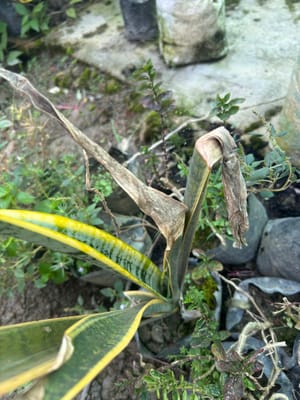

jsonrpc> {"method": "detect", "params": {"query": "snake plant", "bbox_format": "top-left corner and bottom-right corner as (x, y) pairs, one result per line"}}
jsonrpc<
(0, 68), (248, 400)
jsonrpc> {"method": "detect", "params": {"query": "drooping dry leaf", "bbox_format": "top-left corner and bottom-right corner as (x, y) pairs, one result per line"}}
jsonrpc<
(0, 68), (186, 249)
(195, 127), (249, 248)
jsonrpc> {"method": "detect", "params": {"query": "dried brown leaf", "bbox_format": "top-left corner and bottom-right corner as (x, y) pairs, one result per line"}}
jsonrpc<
(0, 68), (187, 249)
(196, 127), (249, 247)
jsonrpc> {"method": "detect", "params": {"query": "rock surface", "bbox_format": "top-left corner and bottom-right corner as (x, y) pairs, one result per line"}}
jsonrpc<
(277, 51), (300, 167)
(257, 217), (300, 281)
(226, 276), (300, 330)
(45, 0), (300, 132)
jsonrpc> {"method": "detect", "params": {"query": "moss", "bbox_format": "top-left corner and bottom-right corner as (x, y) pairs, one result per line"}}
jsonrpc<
(225, 0), (241, 9)
(191, 262), (222, 310)
(201, 275), (218, 310)
(145, 111), (161, 128)
(138, 111), (162, 142)
(78, 66), (93, 85)
(126, 91), (146, 113)
(285, 0), (300, 12)
(54, 71), (73, 88)
(104, 79), (121, 94)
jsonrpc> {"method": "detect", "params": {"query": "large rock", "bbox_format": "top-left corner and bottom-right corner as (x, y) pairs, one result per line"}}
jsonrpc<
(156, 0), (227, 66)
(257, 217), (300, 281)
(277, 52), (300, 168)
(226, 276), (300, 330)
(119, 0), (158, 41)
(208, 193), (268, 264)
(0, 0), (21, 36)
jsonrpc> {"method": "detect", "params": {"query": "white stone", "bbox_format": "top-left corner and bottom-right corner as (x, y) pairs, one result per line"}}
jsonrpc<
(277, 52), (300, 167)
(156, 0), (227, 65)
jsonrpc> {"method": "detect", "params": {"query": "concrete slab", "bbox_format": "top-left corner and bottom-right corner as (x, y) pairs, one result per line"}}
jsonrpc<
(46, 0), (300, 131)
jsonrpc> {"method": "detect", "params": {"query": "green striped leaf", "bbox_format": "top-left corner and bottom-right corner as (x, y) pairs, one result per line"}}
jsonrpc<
(0, 315), (84, 396)
(23, 300), (162, 400)
(0, 209), (167, 299)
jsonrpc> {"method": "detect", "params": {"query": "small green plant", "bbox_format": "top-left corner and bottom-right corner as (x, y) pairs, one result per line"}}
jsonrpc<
(133, 59), (175, 119)
(0, 181), (35, 209)
(99, 279), (127, 310)
(211, 92), (245, 123)
(65, 0), (84, 19)
(133, 59), (175, 180)
(15, 1), (49, 37)
(0, 237), (37, 295)
(241, 124), (295, 196)
(196, 166), (231, 245)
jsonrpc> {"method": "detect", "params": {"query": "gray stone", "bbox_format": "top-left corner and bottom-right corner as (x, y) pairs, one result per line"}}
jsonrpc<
(208, 193), (268, 264)
(0, 0), (21, 36)
(119, 0), (158, 41)
(156, 0), (227, 65)
(226, 276), (300, 330)
(257, 217), (300, 281)
(277, 52), (300, 168)
(49, 9), (107, 45)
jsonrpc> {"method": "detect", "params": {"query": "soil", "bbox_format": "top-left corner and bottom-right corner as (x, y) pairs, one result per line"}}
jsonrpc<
(1, 26), (300, 400)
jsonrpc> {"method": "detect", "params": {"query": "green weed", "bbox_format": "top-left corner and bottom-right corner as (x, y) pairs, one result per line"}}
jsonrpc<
(15, 1), (49, 38)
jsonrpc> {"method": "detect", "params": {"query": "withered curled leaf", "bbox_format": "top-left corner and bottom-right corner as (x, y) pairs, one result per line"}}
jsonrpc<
(195, 127), (249, 248)
(0, 68), (187, 249)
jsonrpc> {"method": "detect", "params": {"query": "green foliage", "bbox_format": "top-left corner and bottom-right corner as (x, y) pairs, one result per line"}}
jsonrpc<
(141, 279), (264, 400)
(66, 0), (84, 19)
(241, 124), (295, 196)
(140, 282), (226, 400)
(0, 22), (23, 66)
(92, 172), (114, 199)
(0, 234), (76, 294)
(0, 237), (35, 295)
(0, 182), (35, 209)
(0, 115), (12, 130)
(99, 279), (127, 310)
(133, 59), (175, 168)
(211, 92), (245, 123)
(197, 166), (231, 244)
(104, 78), (121, 94)
(15, 1), (49, 37)
(133, 59), (175, 119)
(0, 150), (115, 292)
